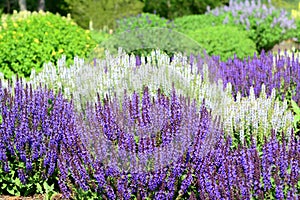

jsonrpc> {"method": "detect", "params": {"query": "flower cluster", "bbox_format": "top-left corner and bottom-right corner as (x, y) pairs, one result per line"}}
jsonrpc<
(0, 78), (93, 198)
(221, 85), (293, 149)
(207, 0), (296, 31)
(80, 86), (220, 174)
(0, 76), (299, 199)
(86, 87), (298, 199)
(207, 50), (300, 104)
(28, 49), (216, 111)
(206, 0), (297, 52)
(24, 50), (294, 148)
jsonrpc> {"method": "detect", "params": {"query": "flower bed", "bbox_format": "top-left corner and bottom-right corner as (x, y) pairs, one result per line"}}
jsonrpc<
(0, 49), (299, 199)
(0, 0), (299, 199)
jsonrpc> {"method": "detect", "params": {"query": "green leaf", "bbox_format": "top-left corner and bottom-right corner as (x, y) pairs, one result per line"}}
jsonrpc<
(43, 181), (54, 193)
(294, 115), (300, 123)
(36, 182), (43, 194)
(13, 186), (20, 196)
(48, 98), (53, 104)
(7, 186), (16, 195)
(10, 169), (15, 177)
(291, 100), (300, 115)
(14, 177), (21, 187)
(180, 174), (187, 181)
(1, 183), (7, 189)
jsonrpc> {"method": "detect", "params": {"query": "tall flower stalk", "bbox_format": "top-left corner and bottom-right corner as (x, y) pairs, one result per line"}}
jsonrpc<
(0, 77), (299, 199)
(23, 50), (294, 148)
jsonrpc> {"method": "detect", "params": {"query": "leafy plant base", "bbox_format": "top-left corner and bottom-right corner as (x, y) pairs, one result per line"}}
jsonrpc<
(0, 193), (63, 200)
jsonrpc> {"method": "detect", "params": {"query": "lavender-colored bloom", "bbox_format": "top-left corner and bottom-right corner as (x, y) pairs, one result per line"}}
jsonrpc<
(207, 51), (300, 103)
(0, 79), (96, 197)
(136, 55), (141, 66)
(0, 74), (299, 199)
(106, 185), (116, 199)
(17, 168), (26, 184)
(206, 0), (296, 52)
(179, 173), (193, 194)
(148, 171), (161, 191)
(58, 177), (71, 199)
(154, 189), (167, 200)
(274, 170), (285, 200)
(223, 15), (229, 24)
(0, 140), (7, 164)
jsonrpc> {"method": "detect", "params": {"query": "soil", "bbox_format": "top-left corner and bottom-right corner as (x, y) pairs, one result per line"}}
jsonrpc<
(271, 38), (300, 52)
(0, 193), (64, 200)
(0, 194), (45, 200)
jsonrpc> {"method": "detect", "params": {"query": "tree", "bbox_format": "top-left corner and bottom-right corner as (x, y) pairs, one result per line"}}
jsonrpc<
(45, 0), (70, 16)
(65, 0), (144, 30)
(38, 0), (45, 11)
(18, 0), (27, 10)
(142, 0), (229, 20)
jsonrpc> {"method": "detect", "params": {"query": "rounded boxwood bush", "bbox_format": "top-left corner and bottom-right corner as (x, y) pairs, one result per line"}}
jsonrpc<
(90, 30), (111, 44)
(206, 0), (297, 53)
(110, 13), (188, 59)
(115, 13), (172, 33)
(186, 25), (257, 61)
(173, 13), (235, 34)
(0, 10), (97, 79)
(88, 30), (112, 60)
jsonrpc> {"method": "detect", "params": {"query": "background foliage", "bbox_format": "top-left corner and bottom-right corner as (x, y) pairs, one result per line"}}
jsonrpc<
(206, 0), (297, 53)
(64, 0), (144, 30)
(115, 13), (171, 33)
(172, 13), (234, 33)
(141, 0), (229, 19)
(0, 11), (96, 79)
(186, 25), (257, 61)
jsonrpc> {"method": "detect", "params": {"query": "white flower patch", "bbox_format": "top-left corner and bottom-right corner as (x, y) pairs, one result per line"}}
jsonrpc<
(15, 49), (294, 146)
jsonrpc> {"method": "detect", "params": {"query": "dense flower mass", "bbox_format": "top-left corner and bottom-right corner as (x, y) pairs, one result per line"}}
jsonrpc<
(206, 0), (297, 53)
(1, 0), (300, 198)
(0, 78), (299, 199)
(27, 49), (300, 106)
(206, 50), (300, 104)
(80, 86), (221, 174)
(207, 0), (296, 31)
(28, 49), (209, 110)
(24, 50), (294, 148)
(0, 78), (93, 198)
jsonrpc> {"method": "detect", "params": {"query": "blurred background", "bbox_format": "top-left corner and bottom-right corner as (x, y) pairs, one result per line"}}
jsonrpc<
(0, 0), (298, 31)
(1, 0), (300, 80)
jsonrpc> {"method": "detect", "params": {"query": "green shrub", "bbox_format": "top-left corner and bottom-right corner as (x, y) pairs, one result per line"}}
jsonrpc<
(206, 1), (297, 52)
(245, 11), (296, 52)
(0, 10), (97, 80)
(90, 30), (111, 44)
(173, 13), (236, 34)
(88, 30), (112, 60)
(186, 25), (257, 61)
(97, 27), (203, 61)
(115, 13), (172, 33)
(65, 0), (144, 30)
(142, 0), (229, 20)
(107, 13), (202, 59)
